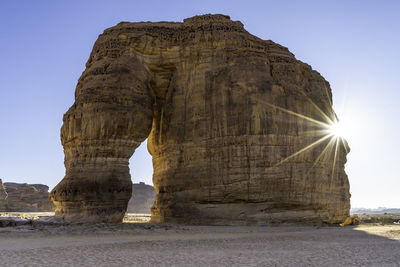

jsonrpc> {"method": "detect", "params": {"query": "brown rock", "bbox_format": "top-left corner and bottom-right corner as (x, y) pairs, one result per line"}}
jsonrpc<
(340, 215), (360, 226)
(0, 179), (8, 211)
(50, 14), (350, 224)
(127, 182), (155, 214)
(3, 183), (55, 212)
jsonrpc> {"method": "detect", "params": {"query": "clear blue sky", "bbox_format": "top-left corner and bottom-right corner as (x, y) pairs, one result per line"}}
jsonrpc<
(1, 0), (399, 208)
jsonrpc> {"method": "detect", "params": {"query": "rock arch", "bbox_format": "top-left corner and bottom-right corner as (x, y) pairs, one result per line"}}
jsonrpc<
(50, 14), (350, 224)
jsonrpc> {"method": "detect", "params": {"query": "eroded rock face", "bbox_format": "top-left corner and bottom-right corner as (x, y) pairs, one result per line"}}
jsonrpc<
(0, 180), (8, 211)
(127, 182), (155, 214)
(50, 14), (350, 224)
(1, 182), (55, 212)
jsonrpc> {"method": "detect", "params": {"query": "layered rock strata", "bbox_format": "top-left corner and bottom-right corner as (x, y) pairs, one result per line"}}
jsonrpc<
(51, 14), (350, 224)
(127, 182), (155, 214)
(0, 180), (7, 211)
(0, 182), (55, 212)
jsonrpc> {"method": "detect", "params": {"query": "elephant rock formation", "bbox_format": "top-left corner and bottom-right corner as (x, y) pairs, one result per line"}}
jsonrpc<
(50, 14), (350, 224)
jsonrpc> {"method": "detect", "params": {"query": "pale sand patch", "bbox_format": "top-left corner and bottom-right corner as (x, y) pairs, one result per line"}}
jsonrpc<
(0, 223), (399, 266)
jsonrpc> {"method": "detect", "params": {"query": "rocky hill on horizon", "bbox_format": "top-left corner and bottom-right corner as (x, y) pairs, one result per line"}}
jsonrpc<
(0, 179), (155, 214)
(351, 207), (400, 214)
(127, 182), (155, 214)
(0, 179), (55, 212)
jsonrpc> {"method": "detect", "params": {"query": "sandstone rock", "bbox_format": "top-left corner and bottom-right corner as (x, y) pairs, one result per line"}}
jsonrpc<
(3, 183), (55, 212)
(340, 215), (360, 226)
(0, 179), (7, 211)
(50, 14), (350, 224)
(127, 182), (155, 214)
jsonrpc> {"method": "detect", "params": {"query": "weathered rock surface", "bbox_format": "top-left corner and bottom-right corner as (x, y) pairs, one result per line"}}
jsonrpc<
(0, 180), (7, 211)
(50, 14), (350, 224)
(127, 182), (155, 214)
(3, 183), (55, 212)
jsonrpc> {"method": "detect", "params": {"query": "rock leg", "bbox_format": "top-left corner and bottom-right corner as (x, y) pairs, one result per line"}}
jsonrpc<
(50, 54), (153, 222)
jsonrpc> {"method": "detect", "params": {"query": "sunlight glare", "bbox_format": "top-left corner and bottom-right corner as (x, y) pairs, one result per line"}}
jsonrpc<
(328, 122), (346, 138)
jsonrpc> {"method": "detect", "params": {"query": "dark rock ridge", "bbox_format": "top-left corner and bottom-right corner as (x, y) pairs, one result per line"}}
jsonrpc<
(127, 182), (155, 214)
(0, 181), (55, 212)
(50, 14), (350, 224)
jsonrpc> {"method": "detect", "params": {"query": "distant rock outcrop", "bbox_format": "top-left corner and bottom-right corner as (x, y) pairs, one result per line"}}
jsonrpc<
(1, 182), (55, 212)
(351, 208), (400, 214)
(0, 180), (7, 210)
(127, 182), (155, 214)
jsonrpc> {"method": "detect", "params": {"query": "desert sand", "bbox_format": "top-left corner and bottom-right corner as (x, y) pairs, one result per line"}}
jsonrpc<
(0, 213), (399, 266)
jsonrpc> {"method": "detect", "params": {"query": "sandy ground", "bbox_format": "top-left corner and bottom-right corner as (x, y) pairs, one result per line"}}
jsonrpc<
(0, 212), (152, 223)
(0, 219), (399, 267)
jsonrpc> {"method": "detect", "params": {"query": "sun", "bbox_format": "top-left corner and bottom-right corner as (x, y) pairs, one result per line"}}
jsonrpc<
(328, 121), (346, 138)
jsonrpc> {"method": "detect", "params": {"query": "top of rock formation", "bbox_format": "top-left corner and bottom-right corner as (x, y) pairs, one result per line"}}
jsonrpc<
(183, 14), (231, 22)
(113, 14), (243, 30)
